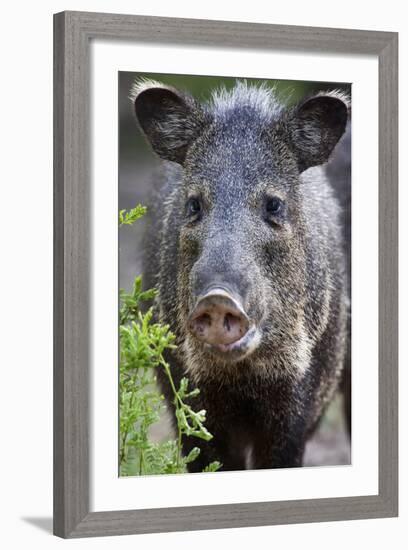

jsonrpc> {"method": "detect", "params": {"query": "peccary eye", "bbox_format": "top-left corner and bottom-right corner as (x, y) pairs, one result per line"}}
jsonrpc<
(186, 197), (202, 218)
(265, 196), (283, 216)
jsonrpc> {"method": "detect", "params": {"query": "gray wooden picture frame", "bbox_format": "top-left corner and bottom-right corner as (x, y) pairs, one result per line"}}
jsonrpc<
(53, 11), (398, 538)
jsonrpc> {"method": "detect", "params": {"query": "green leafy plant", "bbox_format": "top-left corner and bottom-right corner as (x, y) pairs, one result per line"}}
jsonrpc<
(119, 205), (221, 475)
(119, 204), (147, 226)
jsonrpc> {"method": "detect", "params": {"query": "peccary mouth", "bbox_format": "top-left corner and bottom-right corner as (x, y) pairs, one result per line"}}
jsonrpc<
(202, 325), (262, 361)
(187, 287), (261, 361)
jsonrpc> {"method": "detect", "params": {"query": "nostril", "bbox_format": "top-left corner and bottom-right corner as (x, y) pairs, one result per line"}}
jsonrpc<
(193, 313), (212, 336)
(223, 313), (241, 334)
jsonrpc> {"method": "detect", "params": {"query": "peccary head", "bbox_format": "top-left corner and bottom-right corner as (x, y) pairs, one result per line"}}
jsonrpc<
(132, 80), (348, 371)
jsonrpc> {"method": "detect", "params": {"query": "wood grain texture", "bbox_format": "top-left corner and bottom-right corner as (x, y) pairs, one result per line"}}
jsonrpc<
(378, 34), (398, 513)
(53, 11), (90, 537)
(53, 11), (398, 538)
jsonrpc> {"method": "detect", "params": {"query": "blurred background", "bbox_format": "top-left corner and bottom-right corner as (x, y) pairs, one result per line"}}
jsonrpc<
(119, 72), (351, 468)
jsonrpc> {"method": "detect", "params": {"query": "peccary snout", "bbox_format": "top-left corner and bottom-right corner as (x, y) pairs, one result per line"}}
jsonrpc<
(188, 289), (250, 347)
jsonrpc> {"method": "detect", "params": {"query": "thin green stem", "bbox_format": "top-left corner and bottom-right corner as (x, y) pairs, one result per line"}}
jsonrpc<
(119, 370), (138, 466)
(160, 356), (184, 468)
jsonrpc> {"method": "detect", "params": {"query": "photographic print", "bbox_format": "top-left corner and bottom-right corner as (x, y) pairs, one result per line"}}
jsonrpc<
(53, 13), (398, 536)
(119, 72), (352, 477)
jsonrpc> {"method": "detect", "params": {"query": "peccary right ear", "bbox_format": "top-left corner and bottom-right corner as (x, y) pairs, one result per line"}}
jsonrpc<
(286, 92), (349, 172)
(131, 81), (207, 164)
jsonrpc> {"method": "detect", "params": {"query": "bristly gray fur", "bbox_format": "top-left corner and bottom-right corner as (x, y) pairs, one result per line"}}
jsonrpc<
(208, 80), (283, 121)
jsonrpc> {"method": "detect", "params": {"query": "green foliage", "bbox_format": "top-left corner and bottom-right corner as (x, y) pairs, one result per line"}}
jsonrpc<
(119, 276), (156, 325)
(119, 204), (147, 226)
(119, 206), (221, 476)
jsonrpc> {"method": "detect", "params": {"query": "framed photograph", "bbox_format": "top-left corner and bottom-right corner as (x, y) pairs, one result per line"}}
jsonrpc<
(53, 11), (398, 538)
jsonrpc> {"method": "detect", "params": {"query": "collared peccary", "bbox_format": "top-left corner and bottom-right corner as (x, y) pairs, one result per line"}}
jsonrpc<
(131, 79), (350, 471)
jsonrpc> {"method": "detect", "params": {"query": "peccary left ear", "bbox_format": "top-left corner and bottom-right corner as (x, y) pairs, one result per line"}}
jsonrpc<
(131, 80), (207, 165)
(286, 92), (349, 172)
